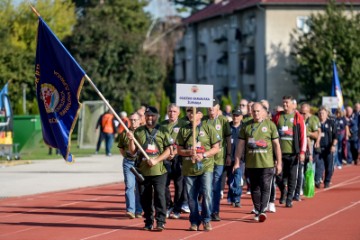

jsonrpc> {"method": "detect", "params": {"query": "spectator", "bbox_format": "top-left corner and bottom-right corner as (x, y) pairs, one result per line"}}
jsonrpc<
(95, 110), (117, 156)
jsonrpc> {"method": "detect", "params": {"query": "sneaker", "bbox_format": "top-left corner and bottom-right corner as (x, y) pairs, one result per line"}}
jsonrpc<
(126, 212), (135, 219)
(254, 214), (259, 221)
(143, 224), (153, 231)
(337, 165), (342, 169)
(246, 190), (251, 195)
(135, 213), (143, 218)
(293, 194), (301, 202)
(259, 213), (267, 222)
(324, 183), (330, 188)
(189, 224), (199, 231)
(181, 204), (190, 213)
(220, 190), (224, 199)
(106, 153), (112, 157)
(268, 202), (276, 213)
(166, 207), (173, 218)
(154, 223), (165, 231)
(315, 182), (321, 189)
(251, 208), (259, 215)
(285, 200), (293, 208)
(234, 202), (241, 208)
(170, 212), (180, 219)
(211, 212), (221, 221)
(203, 222), (212, 231)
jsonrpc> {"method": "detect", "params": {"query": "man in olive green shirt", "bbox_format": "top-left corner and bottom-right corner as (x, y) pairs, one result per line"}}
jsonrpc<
(127, 106), (171, 231)
(234, 102), (282, 223)
(177, 107), (220, 231)
(202, 100), (231, 221)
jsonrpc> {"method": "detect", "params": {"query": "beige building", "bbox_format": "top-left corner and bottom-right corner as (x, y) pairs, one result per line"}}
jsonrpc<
(174, 0), (360, 108)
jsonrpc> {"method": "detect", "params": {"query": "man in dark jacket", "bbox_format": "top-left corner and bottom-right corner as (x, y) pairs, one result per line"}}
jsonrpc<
(273, 96), (306, 208)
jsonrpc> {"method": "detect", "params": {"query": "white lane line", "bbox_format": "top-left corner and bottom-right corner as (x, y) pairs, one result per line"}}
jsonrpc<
(279, 200), (360, 240)
(79, 222), (144, 240)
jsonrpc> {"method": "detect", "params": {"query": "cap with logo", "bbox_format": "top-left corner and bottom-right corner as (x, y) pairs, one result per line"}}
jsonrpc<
(232, 107), (243, 116)
(145, 106), (159, 115)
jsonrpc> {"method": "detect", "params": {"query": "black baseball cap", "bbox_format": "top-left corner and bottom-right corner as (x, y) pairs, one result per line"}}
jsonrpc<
(232, 107), (243, 115)
(145, 106), (158, 115)
(186, 107), (202, 113)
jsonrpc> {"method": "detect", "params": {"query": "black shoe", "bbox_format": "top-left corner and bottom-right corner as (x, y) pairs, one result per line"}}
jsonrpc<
(285, 200), (293, 208)
(293, 194), (301, 201)
(234, 202), (241, 208)
(324, 183), (330, 188)
(211, 213), (221, 221)
(315, 182), (321, 189)
(279, 191), (287, 204)
(143, 224), (153, 231)
(154, 223), (165, 231)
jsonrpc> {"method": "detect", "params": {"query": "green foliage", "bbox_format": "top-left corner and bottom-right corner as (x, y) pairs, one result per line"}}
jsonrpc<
(0, 0), (76, 115)
(148, 92), (158, 109)
(123, 92), (134, 114)
(65, 0), (166, 111)
(236, 92), (242, 106)
(290, 0), (360, 105)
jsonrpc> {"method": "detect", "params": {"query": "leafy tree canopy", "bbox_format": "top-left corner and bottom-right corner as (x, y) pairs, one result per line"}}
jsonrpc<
(290, 0), (360, 105)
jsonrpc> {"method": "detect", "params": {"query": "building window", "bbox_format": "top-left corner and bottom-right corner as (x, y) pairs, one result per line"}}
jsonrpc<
(296, 16), (310, 33)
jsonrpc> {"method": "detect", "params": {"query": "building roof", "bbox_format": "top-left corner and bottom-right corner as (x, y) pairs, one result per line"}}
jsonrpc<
(183, 0), (360, 24)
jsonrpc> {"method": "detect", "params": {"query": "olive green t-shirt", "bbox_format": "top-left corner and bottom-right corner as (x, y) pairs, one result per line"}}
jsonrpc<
(276, 112), (295, 154)
(176, 123), (221, 176)
(117, 130), (137, 161)
(134, 124), (171, 176)
(242, 114), (253, 125)
(305, 115), (320, 136)
(239, 119), (279, 168)
(202, 115), (231, 165)
(161, 118), (188, 145)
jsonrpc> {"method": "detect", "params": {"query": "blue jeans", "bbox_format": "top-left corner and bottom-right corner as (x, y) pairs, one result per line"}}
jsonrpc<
(226, 166), (243, 203)
(212, 164), (224, 213)
(334, 134), (344, 167)
(123, 158), (142, 214)
(315, 149), (334, 185)
(185, 172), (213, 225)
(104, 133), (114, 155)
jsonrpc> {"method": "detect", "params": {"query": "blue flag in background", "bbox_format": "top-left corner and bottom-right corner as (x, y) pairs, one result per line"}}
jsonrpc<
(35, 17), (85, 163)
(0, 83), (11, 115)
(331, 61), (344, 111)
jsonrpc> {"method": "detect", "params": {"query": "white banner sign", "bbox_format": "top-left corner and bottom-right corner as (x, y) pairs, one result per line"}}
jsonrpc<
(176, 84), (214, 108)
(322, 96), (339, 109)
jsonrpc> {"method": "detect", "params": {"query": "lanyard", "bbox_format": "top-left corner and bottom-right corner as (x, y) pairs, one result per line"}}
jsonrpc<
(250, 120), (263, 137)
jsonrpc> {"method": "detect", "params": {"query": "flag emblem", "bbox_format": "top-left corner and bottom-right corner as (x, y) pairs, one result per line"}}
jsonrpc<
(41, 83), (59, 113)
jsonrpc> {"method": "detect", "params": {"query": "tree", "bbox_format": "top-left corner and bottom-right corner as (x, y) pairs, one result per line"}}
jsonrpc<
(0, 0), (76, 114)
(65, 0), (167, 111)
(290, 0), (360, 105)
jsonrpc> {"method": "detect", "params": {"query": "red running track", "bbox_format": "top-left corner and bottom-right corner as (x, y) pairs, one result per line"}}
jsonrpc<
(0, 165), (359, 240)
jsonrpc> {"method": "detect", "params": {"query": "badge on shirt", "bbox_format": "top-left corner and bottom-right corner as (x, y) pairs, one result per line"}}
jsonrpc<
(290, 118), (294, 123)
(262, 127), (268, 133)
(215, 124), (221, 130)
(173, 127), (179, 133)
(199, 131), (205, 137)
(147, 144), (156, 151)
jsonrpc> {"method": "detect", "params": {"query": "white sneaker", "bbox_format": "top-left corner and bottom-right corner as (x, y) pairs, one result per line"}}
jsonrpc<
(268, 202), (276, 213)
(220, 190), (224, 199)
(181, 204), (190, 213)
(254, 215), (259, 221)
(170, 212), (180, 219)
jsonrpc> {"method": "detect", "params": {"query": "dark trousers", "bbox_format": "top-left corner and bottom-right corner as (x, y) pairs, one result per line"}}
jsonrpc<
(315, 148), (334, 185)
(276, 154), (299, 202)
(269, 175), (276, 203)
(140, 173), (167, 225)
(247, 168), (275, 214)
(165, 158), (185, 213)
(294, 162), (304, 197)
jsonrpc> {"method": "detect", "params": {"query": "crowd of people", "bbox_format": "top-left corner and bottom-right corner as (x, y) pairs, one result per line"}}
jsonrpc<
(105, 97), (359, 232)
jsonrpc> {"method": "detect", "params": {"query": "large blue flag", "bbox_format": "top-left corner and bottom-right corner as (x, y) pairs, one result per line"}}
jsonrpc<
(331, 61), (344, 111)
(35, 17), (85, 163)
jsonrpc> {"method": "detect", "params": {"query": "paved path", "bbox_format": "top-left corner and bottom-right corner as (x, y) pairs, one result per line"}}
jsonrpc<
(0, 154), (124, 198)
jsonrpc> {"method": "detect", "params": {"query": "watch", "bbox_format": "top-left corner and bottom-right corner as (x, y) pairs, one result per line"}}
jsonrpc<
(202, 153), (207, 159)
